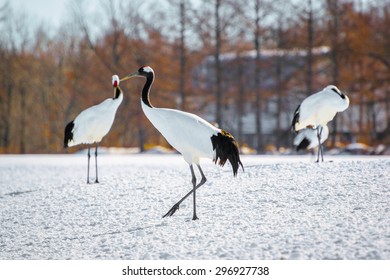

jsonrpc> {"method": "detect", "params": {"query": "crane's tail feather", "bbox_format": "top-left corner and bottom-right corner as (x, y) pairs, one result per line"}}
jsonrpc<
(296, 137), (311, 151)
(291, 105), (300, 132)
(211, 130), (244, 176)
(64, 121), (75, 148)
(293, 129), (312, 151)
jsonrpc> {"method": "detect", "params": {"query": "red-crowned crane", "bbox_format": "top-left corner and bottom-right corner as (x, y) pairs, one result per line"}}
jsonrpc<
(120, 66), (243, 220)
(292, 85), (349, 162)
(64, 75), (123, 183)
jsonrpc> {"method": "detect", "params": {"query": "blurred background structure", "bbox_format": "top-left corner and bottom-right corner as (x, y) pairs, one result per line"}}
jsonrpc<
(1, 0), (390, 154)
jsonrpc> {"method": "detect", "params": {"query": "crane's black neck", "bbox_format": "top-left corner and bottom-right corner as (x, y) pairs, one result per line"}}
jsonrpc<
(331, 87), (346, 99)
(142, 73), (154, 108)
(114, 86), (122, 99)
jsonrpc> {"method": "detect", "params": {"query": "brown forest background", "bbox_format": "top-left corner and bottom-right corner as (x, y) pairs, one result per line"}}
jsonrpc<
(1, 0), (390, 154)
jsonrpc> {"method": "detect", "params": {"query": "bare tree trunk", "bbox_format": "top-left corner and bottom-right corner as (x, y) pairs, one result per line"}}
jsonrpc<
(3, 54), (13, 150)
(179, 0), (186, 111)
(387, 88), (390, 136)
(254, 0), (263, 153)
(138, 117), (145, 153)
(275, 21), (284, 150)
(3, 81), (12, 149)
(275, 60), (282, 150)
(19, 86), (26, 153)
(372, 101), (377, 142)
(328, 0), (340, 147)
(306, 0), (314, 95)
(214, 0), (222, 126)
(135, 58), (146, 152)
(236, 53), (244, 142)
(366, 100), (374, 142)
(357, 60), (364, 142)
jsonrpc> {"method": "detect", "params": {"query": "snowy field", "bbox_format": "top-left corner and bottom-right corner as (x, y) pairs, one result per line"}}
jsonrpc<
(0, 153), (389, 260)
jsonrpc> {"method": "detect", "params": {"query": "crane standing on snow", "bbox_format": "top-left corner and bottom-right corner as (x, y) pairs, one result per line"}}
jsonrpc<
(64, 75), (123, 183)
(292, 85), (349, 162)
(120, 66), (243, 220)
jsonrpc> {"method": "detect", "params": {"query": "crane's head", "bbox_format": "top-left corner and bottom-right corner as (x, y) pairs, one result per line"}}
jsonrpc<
(112, 75), (120, 87)
(325, 85), (346, 99)
(120, 66), (154, 81)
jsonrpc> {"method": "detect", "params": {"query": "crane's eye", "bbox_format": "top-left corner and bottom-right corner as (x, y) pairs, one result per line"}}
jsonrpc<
(139, 66), (147, 73)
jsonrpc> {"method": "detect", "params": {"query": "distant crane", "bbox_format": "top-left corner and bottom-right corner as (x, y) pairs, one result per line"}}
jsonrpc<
(292, 85), (349, 162)
(64, 75), (123, 183)
(120, 66), (243, 220)
(294, 125), (329, 162)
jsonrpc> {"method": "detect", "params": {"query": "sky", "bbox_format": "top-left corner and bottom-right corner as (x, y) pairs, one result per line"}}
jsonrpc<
(6, 0), (374, 31)
(8, 0), (80, 28)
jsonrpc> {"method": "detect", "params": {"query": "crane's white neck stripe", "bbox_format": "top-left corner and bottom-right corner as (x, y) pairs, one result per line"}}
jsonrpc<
(143, 66), (153, 73)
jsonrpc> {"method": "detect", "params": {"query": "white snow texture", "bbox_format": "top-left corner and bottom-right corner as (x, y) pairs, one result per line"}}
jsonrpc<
(0, 154), (389, 260)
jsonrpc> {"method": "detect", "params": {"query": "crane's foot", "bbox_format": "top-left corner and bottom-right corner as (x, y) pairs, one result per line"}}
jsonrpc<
(192, 214), (199, 221)
(95, 179), (99, 184)
(163, 203), (180, 218)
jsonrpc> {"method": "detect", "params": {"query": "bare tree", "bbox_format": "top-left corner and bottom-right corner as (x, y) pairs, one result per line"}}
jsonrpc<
(0, 3), (32, 152)
(0, 3), (12, 150)
(167, 0), (190, 110)
(306, 0), (314, 95)
(0, 1), (7, 22)
(253, 0), (264, 153)
(327, 0), (341, 147)
(179, 0), (187, 110)
(214, 0), (222, 126)
(70, 0), (119, 73)
(275, 19), (284, 150)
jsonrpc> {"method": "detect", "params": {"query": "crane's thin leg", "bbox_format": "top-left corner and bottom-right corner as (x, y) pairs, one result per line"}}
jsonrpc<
(319, 127), (324, 162)
(190, 165), (198, 220)
(163, 164), (207, 219)
(95, 143), (99, 183)
(319, 126), (324, 162)
(87, 146), (91, 184)
(316, 126), (324, 163)
(197, 165), (207, 185)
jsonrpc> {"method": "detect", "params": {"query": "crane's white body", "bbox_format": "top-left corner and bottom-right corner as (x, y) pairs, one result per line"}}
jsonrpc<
(294, 85), (349, 131)
(294, 125), (329, 150)
(141, 102), (219, 164)
(67, 96), (123, 146)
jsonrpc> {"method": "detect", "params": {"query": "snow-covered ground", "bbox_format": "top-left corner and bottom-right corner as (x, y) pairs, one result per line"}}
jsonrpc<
(0, 154), (389, 260)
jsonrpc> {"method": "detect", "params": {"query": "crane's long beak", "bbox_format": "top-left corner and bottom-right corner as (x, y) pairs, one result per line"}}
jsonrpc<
(120, 71), (139, 82)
